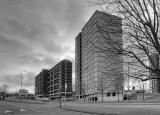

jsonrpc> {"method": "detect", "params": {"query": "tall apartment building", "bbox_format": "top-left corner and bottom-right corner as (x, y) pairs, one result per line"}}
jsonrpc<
(150, 53), (160, 93)
(48, 59), (72, 99)
(75, 10), (123, 102)
(75, 32), (83, 98)
(35, 59), (72, 99)
(35, 69), (50, 97)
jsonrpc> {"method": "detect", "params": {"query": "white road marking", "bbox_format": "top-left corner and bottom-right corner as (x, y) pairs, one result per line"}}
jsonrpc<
(4, 110), (13, 113)
(20, 108), (28, 112)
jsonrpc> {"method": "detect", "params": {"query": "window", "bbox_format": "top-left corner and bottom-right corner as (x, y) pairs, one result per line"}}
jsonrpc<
(112, 92), (116, 96)
(107, 92), (110, 97)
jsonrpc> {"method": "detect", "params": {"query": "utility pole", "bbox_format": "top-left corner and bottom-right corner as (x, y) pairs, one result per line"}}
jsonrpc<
(59, 86), (62, 108)
(21, 72), (22, 90)
(19, 72), (23, 101)
(20, 71), (28, 90)
(3, 84), (6, 100)
(65, 83), (67, 102)
(20, 71), (27, 100)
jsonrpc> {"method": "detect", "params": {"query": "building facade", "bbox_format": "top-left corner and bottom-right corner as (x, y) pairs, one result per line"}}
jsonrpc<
(35, 69), (50, 97)
(19, 89), (28, 98)
(35, 60), (72, 99)
(75, 32), (83, 98)
(75, 10), (123, 102)
(150, 53), (160, 93)
(48, 59), (72, 99)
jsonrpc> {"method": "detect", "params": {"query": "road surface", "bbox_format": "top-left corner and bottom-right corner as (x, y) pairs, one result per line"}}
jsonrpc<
(0, 101), (89, 115)
(2, 101), (160, 115)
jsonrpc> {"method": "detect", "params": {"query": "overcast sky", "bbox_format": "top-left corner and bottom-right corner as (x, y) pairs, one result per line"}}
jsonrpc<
(0, 0), (100, 93)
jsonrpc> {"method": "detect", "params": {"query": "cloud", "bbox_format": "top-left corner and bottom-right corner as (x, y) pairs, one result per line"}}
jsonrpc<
(0, 0), (99, 93)
(0, 71), (35, 92)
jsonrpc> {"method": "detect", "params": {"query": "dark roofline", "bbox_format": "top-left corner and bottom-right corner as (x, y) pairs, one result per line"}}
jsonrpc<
(35, 59), (72, 78)
(60, 59), (71, 62)
(50, 59), (72, 70)
(42, 69), (49, 71)
(75, 32), (82, 40)
(35, 69), (49, 78)
(82, 10), (122, 31)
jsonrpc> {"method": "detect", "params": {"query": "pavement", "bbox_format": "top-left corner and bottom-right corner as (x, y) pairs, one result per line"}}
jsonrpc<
(62, 101), (160, 115)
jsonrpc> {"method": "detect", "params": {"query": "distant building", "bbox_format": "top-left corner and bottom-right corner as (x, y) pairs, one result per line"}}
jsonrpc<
(35, 69), (50, 97)
(19, 89), (28, 98)
(150, 53), (160, 93)
(35, 59), (73, 100)
(48, 59), (72, 100)
(75, 10), (123, 102)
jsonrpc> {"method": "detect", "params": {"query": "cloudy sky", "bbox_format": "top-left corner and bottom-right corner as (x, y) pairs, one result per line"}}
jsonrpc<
(0, 0), (100, 93)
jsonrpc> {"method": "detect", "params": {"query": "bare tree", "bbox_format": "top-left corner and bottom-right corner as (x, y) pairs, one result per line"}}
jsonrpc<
(98, 69), (124, 102)
(0, 84), (9, 92)
(115, 75), (124, 102)
(87, 0), (160, 90)
(0, 84), (9, 100)
(98, 76), (104, 102)
(127, 66), (149, 102)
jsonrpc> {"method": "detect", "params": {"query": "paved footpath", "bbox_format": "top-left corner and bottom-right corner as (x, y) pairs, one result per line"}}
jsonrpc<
(62, 102), (160, 115)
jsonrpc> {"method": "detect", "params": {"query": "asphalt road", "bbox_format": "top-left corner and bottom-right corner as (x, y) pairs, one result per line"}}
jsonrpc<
(63, 102), (160, 115)
(0, 101), (89, 115)
(2, 101), (160, 115)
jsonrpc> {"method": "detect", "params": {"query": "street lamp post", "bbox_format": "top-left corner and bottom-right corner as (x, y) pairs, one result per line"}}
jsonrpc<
(65, 83), (67, 102)
(21, 72), (22, 90)
(20, 71), (27, 99)
(59, 86), (62, 108)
